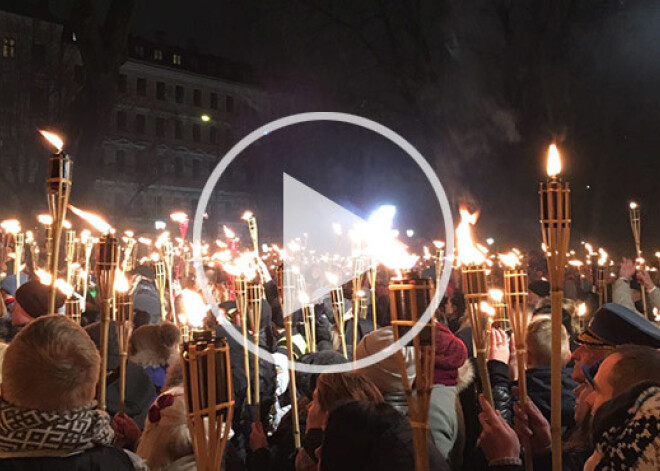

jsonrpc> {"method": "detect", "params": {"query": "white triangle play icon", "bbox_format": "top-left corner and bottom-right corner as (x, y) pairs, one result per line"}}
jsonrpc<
(282, 173), (369, 317)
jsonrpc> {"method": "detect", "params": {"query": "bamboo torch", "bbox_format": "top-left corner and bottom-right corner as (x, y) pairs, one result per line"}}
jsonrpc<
(80, 230), (94, 307)
(456, 207), (494, 406)
(13, 229), (24, 293)
(242, 211), (259, 256)
(629, 202), (648, 317)
(277, 264), (302, 449)
(539, 144), (571, 471)
(367, 261), (378, 330)
(389, 272), (435, 471)
(41, 130), (72, 314)
(501, 251), (533, 471)
(235, 275), (252, 406)
(351, 255), (365, 360)
(327, 272), (348, 358)
(114, 269), (133, 414)
(155, 259), (168, 322)
(65, 229), (77, 286)
(181, 330), (234, 471)
(246, 278), (263, 421)
(95, 232), (119, 411)
(161, 238), (177, 324)
(300, 292), (316, 353)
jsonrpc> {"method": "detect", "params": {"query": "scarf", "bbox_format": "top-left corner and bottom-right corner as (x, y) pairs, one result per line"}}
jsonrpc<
(594, 385), (660, 471)
(0, 400), (114, 458)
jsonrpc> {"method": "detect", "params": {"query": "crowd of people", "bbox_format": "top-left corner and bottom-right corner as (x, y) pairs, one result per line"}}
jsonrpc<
(0, 252), (659, 471)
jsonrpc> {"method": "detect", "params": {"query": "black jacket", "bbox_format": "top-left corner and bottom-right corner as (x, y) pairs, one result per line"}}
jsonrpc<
(0, 446), (135, 471)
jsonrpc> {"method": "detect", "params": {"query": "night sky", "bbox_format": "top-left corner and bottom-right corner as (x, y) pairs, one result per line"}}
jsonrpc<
(51, 0), (660, 256)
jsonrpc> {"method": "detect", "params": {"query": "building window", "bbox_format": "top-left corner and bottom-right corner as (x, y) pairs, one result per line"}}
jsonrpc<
(193, 89), (201, 106)
(175, 120), (183, 139)
(118, 74), (127, 92)
(135, 44), (144, 57)
(226, 95), (234, 112)
(136, 114), (146, 134)
(192, 123), (201, 142)
(116, 150), (125, 173)
(117, 111), (127, 130)
(210, 92), (218, 110)
(153, 49), (163, 61)
(2, 37), (16, 58)
(192, 159), (200, 179)
(209, 126), (217, 144)
(175, 85), (184, 104)
(156, 117), (165, 137)
(137, 78), (147, 96)
(174, 157), (183, 177)
(172, 53), (181, 65)
(156, 81), (166, 100)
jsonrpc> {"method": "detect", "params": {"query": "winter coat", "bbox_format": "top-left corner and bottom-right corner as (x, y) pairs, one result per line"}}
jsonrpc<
(0, 446), (139, 471)
(106, 361), (157, 429)
(612, 277), (660, 315)
(488, 360), (577, 431)
(161, 454), (196, 471)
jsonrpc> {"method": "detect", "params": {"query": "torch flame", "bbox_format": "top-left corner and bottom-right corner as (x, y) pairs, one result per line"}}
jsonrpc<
(170, 212), (188, 224)
(498, 251), (521, 269)
(114, 269), (130, 293)
(0, 219), (21, 235)
(181, 289), (207, 328)
(68, 205), (111, 234)
(223, 225), (236, 239)
(433, 240), (445, 249)
(456, 207), (486, 266)
(138, 237), (152, 245)
(598, 248), (608, 266)
(489, 289), (504, 303)
(547, 144), (561, 178)
(629, 201), (638, 210)
(241, 210), (254, 221)
(568, 260), (584, 267)
(155, 231), (170, 249)
(326, 272), (339, 286)
(299, 292), (310, 304)
(480, 301), (496, 317)
(35, 269), (74, 297)
(584, 243), (595, 256)
(577, 303), (587, 317)
(37, 214), (53, 225)
(39, 130), (64, 152)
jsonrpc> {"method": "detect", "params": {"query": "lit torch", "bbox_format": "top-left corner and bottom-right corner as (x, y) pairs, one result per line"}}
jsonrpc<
(241, 211), (259, 256)
(456, 206), (493, 407)
(114, 269), (133, 414)
(41, 130), (73, 314)
(628, 201), (648, 316)
(539, 144), (571, 471)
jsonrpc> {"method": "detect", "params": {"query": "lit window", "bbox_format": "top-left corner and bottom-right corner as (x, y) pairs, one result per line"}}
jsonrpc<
(154, 49), (163, 60)
(172, 53), (181, 65)
(2, 37), (16, 58)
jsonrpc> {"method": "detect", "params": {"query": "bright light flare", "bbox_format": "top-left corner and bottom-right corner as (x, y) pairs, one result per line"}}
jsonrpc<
(114, 269), (129, 293)
(37, 214), (53, 225)
(241, 210), (254, 221)
(68, 205), (111, 234)
(547, 144), (561, 178)
(1, 219), (21, 234)
(170, 212), (188, 224)
(456, 206), (486, 266)
(499, 251), (521, 269)
(181, 289), (207, 328)
(577, 303), (587, 317)
(223, 225), (236, 239)
(39, 130), (64, 152)
(489, 289), (504, 303)
(629, 201), (638, 210)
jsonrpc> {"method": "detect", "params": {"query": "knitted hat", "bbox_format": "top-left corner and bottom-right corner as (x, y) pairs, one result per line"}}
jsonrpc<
(355, 327), (415, 394)
(528, 280), (550, 297)
(15, 280), (65, 318)
(591, 381), (660, 470)
(434, 322), (467, 386)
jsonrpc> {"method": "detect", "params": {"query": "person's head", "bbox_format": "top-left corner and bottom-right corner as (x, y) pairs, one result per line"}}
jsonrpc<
(355, 327), (416, 394)
(11, 280), (65, 327)
(314, 371), (383, 413)
(2, 315), (100, 411)
(129, 322), (181, 367)
(528, 280), (550, 308)
(526, 317), (570, 368)
(586, 344), (660, 414)
(136, 387), (193, 469)
(570, 302), (660, 382)
(85, 320), (120, 372)
(296, 351), (348, 400)
(320, 401), (415, 471)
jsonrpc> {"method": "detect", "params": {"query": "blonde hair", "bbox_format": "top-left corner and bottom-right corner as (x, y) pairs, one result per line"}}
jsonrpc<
(526, 317), (569, 367)
(136, 387), (193, 469)
(2, 315), (99, 411)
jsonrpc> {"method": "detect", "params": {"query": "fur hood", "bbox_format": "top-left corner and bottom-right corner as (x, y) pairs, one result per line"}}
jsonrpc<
(455, 359), (475, 393)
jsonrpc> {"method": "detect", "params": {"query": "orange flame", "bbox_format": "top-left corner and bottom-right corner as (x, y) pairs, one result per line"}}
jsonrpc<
(456, 207), (486, 266)
(68, 205), (111, 234)
(0, 219), (21, 235)
(181, 289), (207, 327)
(547, 144), (561, 177)
(170, 212), (188, 224)
(223, 225), (236, 239)
(114, 269), (130, 293)
(241, 210), (254, 221)
(39, 130), (64, 152)
(499, 251), (521, 269)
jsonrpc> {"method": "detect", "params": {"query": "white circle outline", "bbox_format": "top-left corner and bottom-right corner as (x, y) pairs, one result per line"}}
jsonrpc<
(192, 112), (454, 374)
